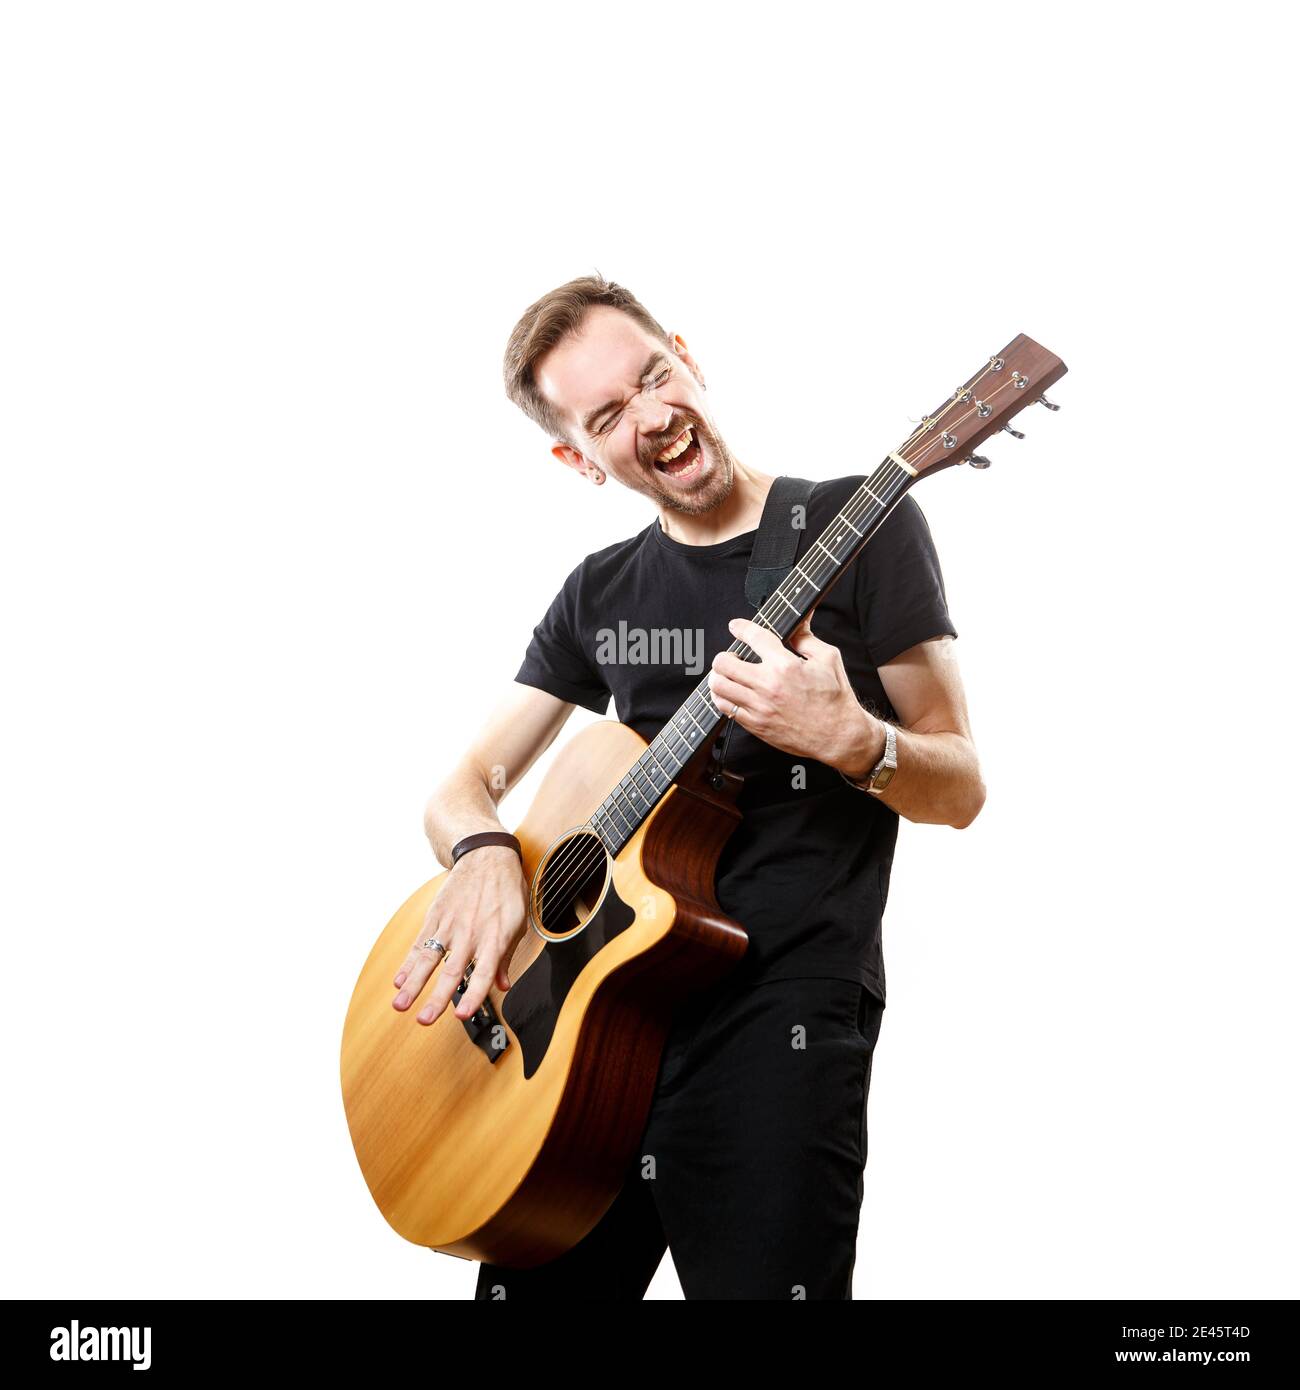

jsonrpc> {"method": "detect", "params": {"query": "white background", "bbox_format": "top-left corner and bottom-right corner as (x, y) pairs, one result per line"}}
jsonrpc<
(2, 1), (1294, 1301)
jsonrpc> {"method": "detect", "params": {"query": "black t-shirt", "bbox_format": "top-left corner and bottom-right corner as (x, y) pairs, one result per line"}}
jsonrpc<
(513, 475), (957, 1004)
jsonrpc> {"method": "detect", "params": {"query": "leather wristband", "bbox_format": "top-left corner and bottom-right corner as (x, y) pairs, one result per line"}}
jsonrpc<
(450, 831), (523, 867)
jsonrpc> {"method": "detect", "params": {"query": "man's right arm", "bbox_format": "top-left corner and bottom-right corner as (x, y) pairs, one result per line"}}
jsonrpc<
(422, 680), (576, 867)
(393, 682), (577, 1028)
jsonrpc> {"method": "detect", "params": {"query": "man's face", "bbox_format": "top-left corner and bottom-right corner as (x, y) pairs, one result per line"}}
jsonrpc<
(536, 305), (737, 516)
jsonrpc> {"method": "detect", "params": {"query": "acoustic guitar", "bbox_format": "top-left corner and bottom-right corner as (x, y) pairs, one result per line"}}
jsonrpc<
(340, 333), (1068, 1268)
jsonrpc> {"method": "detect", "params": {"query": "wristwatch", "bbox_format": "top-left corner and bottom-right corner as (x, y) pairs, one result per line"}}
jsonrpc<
(840, 722), (897, 796)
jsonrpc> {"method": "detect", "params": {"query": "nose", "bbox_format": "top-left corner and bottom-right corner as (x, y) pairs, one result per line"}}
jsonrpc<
(627, 388), (673, 435)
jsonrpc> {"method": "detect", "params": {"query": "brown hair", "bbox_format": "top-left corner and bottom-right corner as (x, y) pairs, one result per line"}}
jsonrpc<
(503, 272), (672, 448)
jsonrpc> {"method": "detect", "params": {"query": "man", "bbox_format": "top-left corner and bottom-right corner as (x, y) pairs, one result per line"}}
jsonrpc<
(391, 274), (986, 1299)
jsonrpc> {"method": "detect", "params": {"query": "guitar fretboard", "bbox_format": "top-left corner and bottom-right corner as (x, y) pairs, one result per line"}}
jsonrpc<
(589, 456), (915, 854)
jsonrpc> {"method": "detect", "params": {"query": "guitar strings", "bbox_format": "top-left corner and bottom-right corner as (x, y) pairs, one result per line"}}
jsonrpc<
(529, 364), (1017, 928)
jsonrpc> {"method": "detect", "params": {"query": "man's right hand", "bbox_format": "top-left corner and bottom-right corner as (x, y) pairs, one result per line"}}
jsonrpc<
(392, 845), (530, 1027)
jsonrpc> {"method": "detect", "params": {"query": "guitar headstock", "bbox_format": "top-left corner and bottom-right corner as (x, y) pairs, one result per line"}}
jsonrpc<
(897, 334), (1068, 478)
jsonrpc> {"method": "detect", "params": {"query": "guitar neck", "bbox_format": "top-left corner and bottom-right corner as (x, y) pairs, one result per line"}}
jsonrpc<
(587, 332), (1068, 855)
(589, 458), (916, 854)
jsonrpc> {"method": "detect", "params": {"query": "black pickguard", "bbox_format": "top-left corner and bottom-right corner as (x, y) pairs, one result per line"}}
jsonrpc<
(499, 878), (636, 1080)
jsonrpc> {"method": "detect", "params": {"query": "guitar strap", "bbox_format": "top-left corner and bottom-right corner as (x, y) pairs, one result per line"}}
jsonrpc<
(744, 475), (816, 608)
(711, 476), (817, 782)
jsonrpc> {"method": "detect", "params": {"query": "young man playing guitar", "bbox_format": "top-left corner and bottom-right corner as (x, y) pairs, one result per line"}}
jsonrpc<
(391, 275), (987, 1300)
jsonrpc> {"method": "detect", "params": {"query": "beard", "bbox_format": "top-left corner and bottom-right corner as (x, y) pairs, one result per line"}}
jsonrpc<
(641, 412), (736, 517)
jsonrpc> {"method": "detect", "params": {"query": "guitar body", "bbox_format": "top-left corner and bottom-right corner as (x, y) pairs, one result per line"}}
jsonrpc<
(339, 719), (750, 1269)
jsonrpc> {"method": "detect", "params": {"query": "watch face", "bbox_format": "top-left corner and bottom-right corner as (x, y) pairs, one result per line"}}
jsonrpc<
(872, 765), (897, 790)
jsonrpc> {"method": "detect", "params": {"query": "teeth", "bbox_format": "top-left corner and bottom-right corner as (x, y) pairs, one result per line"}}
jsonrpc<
(655, 426), (693, 464)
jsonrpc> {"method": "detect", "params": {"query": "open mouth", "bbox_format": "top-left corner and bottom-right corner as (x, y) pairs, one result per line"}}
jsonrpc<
(651, 424), (705, 482)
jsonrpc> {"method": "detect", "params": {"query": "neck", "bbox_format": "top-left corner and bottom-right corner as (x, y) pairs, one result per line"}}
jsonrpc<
(655, 460), (775, 545)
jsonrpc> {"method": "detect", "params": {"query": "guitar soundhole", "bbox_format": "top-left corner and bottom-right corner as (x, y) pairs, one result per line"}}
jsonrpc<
(532, 828), (611, 940)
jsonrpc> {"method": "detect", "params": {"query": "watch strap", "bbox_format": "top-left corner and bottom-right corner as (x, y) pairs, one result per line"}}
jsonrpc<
(840, 721), (898, 794)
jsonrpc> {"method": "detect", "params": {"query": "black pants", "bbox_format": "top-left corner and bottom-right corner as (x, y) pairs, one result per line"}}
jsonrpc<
(473, 974), (886, 1300)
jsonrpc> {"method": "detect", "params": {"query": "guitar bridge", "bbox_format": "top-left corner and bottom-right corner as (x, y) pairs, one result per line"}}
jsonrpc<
(453, 962), (510, 1064)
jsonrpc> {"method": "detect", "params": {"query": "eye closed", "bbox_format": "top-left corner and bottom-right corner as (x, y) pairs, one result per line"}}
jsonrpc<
(596, 366), (672, 435)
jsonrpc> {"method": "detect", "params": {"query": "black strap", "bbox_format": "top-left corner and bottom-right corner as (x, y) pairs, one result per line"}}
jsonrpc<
(710, 477), (817, 787)
(745, 475), (816, 609)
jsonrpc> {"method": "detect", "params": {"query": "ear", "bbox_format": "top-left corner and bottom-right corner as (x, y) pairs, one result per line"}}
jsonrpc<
(551, 440), (604, 485)
(669, 332), (706, 390)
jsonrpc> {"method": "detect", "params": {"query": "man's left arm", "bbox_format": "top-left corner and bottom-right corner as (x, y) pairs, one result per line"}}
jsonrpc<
(709, 622), (986, 830)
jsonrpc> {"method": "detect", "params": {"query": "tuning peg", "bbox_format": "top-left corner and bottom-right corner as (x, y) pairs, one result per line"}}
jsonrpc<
(967, 454), (992, 469)
(1037, 394), (1061, 411)
(1002, 422), (1025, 440)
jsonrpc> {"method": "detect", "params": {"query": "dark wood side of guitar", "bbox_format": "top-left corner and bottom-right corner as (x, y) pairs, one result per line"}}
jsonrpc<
(444, 734), (750, 1270)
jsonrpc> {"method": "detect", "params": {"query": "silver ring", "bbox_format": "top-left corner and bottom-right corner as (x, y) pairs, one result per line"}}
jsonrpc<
(420, 937), (448, 958)
(730, 702), (742, 718)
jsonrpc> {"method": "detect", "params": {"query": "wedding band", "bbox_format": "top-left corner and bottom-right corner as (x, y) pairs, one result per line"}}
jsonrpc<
(730, 702), (742, 718)
(420, 937), (448, 958)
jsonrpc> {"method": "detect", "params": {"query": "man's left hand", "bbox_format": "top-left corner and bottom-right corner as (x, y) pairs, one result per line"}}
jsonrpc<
(708, 616), (886, 779)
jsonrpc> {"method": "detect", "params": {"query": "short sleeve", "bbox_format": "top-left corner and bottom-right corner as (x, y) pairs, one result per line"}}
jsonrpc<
(854, 492), (958, 668)
(514, 563), (612, 715)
